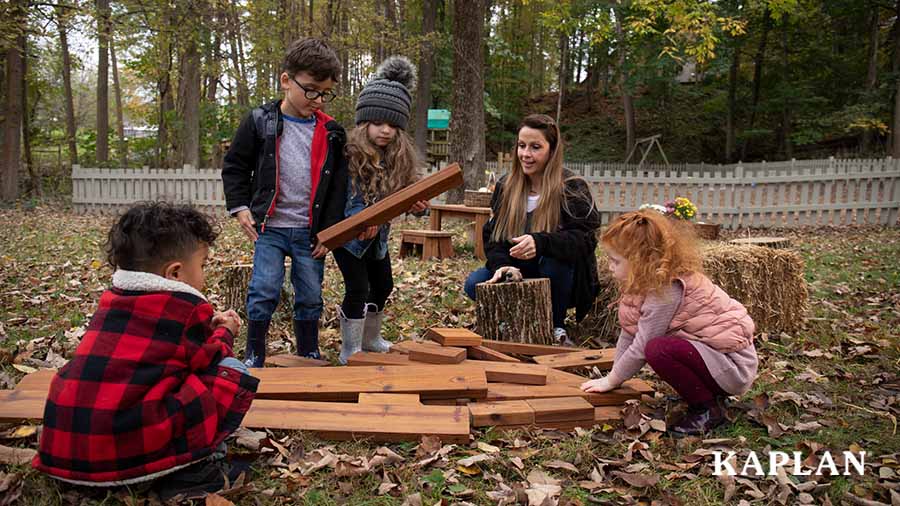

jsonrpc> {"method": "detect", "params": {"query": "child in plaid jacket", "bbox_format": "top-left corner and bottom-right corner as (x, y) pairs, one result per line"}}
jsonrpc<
(33, 202), (259, 488)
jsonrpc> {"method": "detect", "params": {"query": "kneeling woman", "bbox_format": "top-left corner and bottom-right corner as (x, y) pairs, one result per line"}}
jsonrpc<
(464, 114), (601, 344)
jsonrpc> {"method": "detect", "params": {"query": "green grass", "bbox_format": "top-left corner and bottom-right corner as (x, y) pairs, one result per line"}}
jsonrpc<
(1, 208), (898, 504)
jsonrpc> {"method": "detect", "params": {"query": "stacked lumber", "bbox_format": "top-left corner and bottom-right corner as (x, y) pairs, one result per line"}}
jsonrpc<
(1, 328), (653, 442)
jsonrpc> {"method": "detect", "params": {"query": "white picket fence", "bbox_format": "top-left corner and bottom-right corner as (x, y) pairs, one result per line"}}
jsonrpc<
(72, 158), (900, 228)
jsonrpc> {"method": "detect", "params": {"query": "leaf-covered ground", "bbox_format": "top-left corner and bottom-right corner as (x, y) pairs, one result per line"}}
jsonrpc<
(0, 205), (898, 506)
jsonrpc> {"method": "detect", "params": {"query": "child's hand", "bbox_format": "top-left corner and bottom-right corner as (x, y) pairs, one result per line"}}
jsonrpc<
(486, 266), (522, 283)
(509, 234), (536, 260)
(235, 210), (258, 242)
(311, 242), (330, 259)
(580, 377), (616, 393)
(213, 310), (242, 336)
(357, 225), (379, 240)
(408, 200), (429, 214)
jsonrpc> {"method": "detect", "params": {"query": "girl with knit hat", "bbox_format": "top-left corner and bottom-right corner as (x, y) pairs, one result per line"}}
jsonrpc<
(334, 56), (428, 363)
(581, 210), (758, 436)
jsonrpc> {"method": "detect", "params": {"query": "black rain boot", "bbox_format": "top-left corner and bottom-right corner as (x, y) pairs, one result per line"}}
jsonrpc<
(243, 320), (270, 368)
(293, 319), (321, 360)
(672, 397), (726, 437)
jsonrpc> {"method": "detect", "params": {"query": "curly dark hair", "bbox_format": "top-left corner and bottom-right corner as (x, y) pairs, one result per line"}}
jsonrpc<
(282, 37), (342, 82)
(105, 202), (219, 272)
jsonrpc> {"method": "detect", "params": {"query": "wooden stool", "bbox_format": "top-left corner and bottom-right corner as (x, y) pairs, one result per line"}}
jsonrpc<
(399, 230), (454, 260)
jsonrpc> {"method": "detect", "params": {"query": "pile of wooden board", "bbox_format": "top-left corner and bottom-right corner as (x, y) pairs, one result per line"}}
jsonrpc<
(0, 328), (652, 444)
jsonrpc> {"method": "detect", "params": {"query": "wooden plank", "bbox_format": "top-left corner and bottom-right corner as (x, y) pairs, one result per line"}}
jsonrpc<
(358, 393), (421, 405)
(265, 354), (329, 368)
(484, 379), (651, 406)
(15, 368), (56, 390)
(492, 406), (623, 433)
(426, 328), (483, 347)
(475, 362), (548, 385)
(239, 400), (470, 443)
(467, 345), (520, 363)
(252, 365), (488, 401)
(526, 397), (595, 423)
(389, 340), (418, 354)
(532, 349), (615, 371)
(406, 341), (467, 364)
(347, 352), (412, 366)
(468, 400), (534, 427)
(545, 368), (588, 385)
(317, 163), (464, 249)
(0, 390), (45, 422)
(481, 340), (584, 357)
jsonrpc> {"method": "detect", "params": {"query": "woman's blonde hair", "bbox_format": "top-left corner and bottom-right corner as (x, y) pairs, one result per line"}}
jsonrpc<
(491, 114), (591, 242)
(601, 209), (702, 296)
(346, 123), (422, 204)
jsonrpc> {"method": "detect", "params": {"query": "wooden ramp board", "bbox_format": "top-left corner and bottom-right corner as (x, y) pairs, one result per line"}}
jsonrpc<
(484, 379), (651, 406)
(406, 342), (466, 364)
(546, 368), (588, 385)
(251, 365), (487, 401)
(0, 389), (46, 422)
(473, 361), (548, 385)
(426, 328), (482, 347)
(526, 397), (594, 423)
(347, 352), (412, 366)
(532, 349), (615, 371)
(388, 340), (417, 354)
(491, 406), (622, 433)
(481, 340), (584, 357)
(317, 163), (464, 249)
(468, 400), (534, 427)
(15, 368), (56, 390)
(467, 345), (520, 363)
(265, 354), (329, 368)
(357, 393), (421, 405)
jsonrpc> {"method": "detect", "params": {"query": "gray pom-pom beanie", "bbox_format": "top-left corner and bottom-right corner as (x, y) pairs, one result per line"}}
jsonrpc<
(355, 56), (417, 130)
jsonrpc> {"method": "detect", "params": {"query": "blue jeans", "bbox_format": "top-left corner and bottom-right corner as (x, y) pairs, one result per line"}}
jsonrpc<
(464, 256), (574, 328)
(246, 227), (324, 321)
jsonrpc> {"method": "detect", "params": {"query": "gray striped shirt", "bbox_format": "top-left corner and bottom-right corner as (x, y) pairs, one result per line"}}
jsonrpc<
(267, 114), (316, 228)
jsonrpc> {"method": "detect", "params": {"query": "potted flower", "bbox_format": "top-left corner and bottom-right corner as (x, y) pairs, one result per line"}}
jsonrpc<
(642, 197), (720, 240)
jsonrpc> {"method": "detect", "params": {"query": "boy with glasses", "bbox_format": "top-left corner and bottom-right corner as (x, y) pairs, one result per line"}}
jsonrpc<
(222, 37), (347, 366)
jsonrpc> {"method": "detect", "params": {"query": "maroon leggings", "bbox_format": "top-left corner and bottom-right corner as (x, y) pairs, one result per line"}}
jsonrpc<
(644, 336), (727, 406)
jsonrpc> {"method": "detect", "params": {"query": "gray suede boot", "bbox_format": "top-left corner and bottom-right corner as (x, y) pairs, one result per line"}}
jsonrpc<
(338, 307), (364, 365)
(362, 303), (392, 353)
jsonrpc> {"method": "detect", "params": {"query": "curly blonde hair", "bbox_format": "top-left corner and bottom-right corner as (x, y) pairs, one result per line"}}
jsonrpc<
(601, 209), (702, 296)
(345, 123), (422, 204)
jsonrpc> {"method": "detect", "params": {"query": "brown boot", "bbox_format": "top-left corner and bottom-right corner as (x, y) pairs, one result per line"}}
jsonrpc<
(672, 397), (726, 436)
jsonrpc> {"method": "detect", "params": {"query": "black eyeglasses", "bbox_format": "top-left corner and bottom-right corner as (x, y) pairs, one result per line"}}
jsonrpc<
(290, 76), (337, 103)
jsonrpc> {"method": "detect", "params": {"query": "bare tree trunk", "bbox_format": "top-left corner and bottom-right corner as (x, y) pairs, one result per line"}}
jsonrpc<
(96, 0), (110, 164)
(414, 0), (437, 159)
(1, 0), (25, 200)
(22, 39), (39, 196)
(614, 5), (635, 158)
(780, 21), (792, 159)
(447, 0), (486, 203)
(228, 1), (249, 107)
(57, 4), (78, 167)
(556, 30), (567, 124)
(741, 7), (771, 161)
(862, 5), (880, 153)
(111, 41), (127, 167)
(726, 45), (740, 162)
(177, 35), (201, 170)
(892, 0), (900, 157)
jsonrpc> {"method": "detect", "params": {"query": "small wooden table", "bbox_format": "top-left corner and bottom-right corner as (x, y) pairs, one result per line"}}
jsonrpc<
(429, 204), (492, 260)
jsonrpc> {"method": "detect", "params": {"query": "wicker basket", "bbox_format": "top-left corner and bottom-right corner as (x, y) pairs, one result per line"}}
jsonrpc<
(464, 190), (492, 208)
(694, 222), (721, 240)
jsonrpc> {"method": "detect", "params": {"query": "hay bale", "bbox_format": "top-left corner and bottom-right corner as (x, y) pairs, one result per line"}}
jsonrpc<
(571, 243), (808, 343)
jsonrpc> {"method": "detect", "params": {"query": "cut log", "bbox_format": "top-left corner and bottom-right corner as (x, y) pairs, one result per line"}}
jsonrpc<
(426, 327), (482, 347)
(468, 400), (534, 427)
(484, 379), (651, 406)
(358, 393), (421, 405)
(222, 263), (292, 317)
(532, 349), (615, 371)
(475, 279), (553, 344)
(526, 397), (595, 423)
(405, 341), (467, 364)
(467, 345), (520, 363)
(251, 365), (487, 401)
(347, 352), (412, 366)
(480, 339), (583, 357)
(317, 163), (464, 249)
(728, 236), (792, 249)
(265, 354), (329, 368)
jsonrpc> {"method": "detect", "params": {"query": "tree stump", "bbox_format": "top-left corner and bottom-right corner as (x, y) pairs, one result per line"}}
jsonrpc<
(221, 263), (293, 318)
(475, 278), (553, 344)
(729, 236), (792, 249)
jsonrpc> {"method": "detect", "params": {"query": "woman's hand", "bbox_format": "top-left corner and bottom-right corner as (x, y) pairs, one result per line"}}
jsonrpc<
(580, 377), (616, 393)
(486, 266), (522, 283)
(357, 225), (379, 241)
(408, 200), (429, 214)
(235, 210), (258, 242)
(509, 234), (536, 260)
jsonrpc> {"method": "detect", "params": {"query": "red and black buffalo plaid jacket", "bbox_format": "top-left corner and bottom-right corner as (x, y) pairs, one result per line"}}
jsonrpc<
(33, 270), (259, 485)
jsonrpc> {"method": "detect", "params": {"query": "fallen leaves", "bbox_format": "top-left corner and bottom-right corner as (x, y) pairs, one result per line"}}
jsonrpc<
(0, 444), (36, 466)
